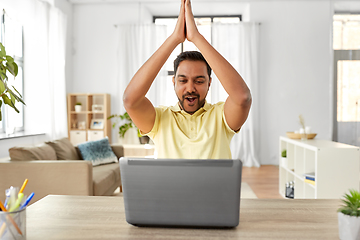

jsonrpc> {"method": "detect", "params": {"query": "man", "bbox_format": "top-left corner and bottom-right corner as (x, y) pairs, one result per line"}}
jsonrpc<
(123, 0), (251, 159)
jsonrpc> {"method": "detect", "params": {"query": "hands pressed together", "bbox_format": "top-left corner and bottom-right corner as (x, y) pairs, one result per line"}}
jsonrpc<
(172, 0), (200, 45)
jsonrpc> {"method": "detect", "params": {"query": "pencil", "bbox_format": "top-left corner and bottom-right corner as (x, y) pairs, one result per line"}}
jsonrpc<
(0, 200), (23, 235)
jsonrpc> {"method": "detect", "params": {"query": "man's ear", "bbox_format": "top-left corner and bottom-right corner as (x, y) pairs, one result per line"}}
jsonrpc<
(172, 76), (175, 86)
(208, 77), (212, 87)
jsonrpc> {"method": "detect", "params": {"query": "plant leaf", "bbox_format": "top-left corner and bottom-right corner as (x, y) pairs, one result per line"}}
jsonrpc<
(0, 72), (7, 81)
(5, 55), (14, 63)
(0, 80), (5, 93)
(12, 85), (23, 99)
(6, 62), (17, 77)
(0, 43), (6, 57)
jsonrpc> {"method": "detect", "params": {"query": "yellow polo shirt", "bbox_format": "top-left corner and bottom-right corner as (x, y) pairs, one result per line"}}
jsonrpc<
(146, 101), (236, 159)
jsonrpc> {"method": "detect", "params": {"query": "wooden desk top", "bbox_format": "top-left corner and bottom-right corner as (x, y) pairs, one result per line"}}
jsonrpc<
(27, 195), (340, 239)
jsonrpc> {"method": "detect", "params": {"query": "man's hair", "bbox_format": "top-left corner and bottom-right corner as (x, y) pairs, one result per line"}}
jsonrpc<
(173, 51), (212, 78)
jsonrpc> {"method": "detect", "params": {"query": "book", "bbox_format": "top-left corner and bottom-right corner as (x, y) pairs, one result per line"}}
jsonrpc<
(304, 179), (315, 186)
(303, 172), (315, 181)
(305, 176), (315, 181)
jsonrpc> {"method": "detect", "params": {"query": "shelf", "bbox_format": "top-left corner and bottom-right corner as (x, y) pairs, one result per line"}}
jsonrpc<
(67, 93), (111, 145)
(279, 136), (359, 199)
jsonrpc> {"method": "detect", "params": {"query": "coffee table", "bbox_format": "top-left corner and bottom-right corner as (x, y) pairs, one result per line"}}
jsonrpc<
(26, 195), (340, 239)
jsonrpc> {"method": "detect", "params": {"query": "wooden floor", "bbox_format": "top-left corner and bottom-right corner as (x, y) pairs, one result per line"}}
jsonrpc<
(242, 165), (283, 199)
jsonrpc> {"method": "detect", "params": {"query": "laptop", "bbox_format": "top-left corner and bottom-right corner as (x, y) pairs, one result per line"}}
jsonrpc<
(119, 157), (242, 228)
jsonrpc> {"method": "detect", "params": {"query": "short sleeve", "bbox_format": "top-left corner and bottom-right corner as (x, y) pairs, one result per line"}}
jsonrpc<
(143, 107), (162, 139)
(220, 103), (239, 134)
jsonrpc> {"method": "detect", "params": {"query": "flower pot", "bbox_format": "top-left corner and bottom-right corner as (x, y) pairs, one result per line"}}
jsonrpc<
(281, 157), (287, 168)
(139, 136), (150, 144)
(75, 105), (82, 112)
(338, 212), (360, 240)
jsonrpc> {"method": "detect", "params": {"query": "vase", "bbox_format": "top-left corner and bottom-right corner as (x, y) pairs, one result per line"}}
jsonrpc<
(281, 157), (287, 168)
(75, 105), (82, 112)
(338, 212), (360, 240)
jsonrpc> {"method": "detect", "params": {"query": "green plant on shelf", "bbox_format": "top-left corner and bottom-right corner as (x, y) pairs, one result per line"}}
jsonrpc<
(281, 150), (287, 158)
(75, 102), (82, 105)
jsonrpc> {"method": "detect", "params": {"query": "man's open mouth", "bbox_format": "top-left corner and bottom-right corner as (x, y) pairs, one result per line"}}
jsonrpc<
(185, 96), (197, 103)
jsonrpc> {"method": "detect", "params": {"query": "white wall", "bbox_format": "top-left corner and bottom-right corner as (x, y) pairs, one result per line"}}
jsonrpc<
(71, 2), (154, 143)
(249, 1), (333, 164)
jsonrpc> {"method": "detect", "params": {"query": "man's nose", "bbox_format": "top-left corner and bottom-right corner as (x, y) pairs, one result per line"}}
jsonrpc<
(186, 81), (195, 93)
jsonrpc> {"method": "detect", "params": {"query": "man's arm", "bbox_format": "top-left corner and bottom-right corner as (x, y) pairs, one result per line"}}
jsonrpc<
(184, 0), (252, 132)
(123, 0), (186, 134)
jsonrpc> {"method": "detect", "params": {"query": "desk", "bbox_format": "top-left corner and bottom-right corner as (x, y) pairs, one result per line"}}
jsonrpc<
(27, 195), (340, 239)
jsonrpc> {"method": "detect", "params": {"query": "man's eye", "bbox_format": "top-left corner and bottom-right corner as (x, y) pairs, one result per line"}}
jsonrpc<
(195, 80), (205, 84)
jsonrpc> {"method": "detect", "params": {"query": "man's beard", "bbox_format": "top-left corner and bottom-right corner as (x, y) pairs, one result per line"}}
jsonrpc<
(178, 92), (205, 114)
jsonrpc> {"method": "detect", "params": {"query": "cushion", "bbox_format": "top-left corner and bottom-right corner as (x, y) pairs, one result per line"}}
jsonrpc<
(9, 143), (58, 161)
(46, 138), (79, 160)
(77, 137), (118, 166)
(92, 163), (120, 196)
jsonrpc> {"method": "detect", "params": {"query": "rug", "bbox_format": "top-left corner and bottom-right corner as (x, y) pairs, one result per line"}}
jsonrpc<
(113, 182), (257, 199)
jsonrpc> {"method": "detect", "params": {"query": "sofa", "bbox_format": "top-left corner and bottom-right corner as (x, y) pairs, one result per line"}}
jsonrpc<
(0, 138), (123, 204)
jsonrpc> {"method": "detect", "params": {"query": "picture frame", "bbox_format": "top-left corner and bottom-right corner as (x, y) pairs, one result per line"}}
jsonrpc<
(92, 105), (104, 112)
(90, 119), (104, 129)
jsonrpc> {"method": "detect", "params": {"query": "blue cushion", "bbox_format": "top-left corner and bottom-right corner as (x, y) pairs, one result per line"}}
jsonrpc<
(77, 137), (118, 166)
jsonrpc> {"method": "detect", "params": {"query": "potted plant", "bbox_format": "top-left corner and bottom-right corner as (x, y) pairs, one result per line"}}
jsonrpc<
(281, 149), (287, 167)
(75, 102), (82, 112)
(0, 42), (25, 121)
(338, 189), (360, 240)
(108, 112), (150, 144)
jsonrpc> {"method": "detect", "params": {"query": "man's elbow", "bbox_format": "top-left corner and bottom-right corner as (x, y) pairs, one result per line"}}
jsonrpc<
(123, 91), (135, 110)
(239, 92), (252, 109)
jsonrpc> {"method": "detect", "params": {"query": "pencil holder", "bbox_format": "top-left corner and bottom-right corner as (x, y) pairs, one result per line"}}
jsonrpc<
(0, 207), (26, 240)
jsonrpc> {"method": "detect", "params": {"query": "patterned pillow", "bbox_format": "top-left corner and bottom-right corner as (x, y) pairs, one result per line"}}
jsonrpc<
(77, 137), (118, 166)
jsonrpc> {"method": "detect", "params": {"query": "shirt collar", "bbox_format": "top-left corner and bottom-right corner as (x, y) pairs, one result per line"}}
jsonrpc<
(170, 100), (211, 114)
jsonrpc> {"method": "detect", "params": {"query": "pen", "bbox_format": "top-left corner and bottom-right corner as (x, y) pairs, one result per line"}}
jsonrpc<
(0, 200), (22, 235)
(19, 179), (28, 194)
(20, 192), (35, 210)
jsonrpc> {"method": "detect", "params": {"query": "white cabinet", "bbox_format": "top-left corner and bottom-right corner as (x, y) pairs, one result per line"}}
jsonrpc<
(70, 131), (86, 145)
(87, 131), (104, 141)
(279, 136), (360, 199)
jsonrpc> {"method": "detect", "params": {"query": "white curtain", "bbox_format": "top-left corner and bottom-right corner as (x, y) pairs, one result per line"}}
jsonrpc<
(212, 22), (260, 167)
(116, 24), (167, 114)
(24, 1), (67, 140)
(48, 4), (68, 140)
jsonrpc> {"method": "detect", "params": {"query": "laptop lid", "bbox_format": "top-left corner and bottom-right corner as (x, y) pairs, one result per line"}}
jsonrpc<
(119, 157), (242, 228)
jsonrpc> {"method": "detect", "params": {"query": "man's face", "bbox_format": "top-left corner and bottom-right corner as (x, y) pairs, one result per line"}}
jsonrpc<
(173, 60), (211, 114)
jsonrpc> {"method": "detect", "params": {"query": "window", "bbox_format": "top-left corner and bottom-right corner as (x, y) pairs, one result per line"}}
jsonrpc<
(0, 10), (24, 134)
(154, 15), (241, 104)
(333, 14), (360, 146)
